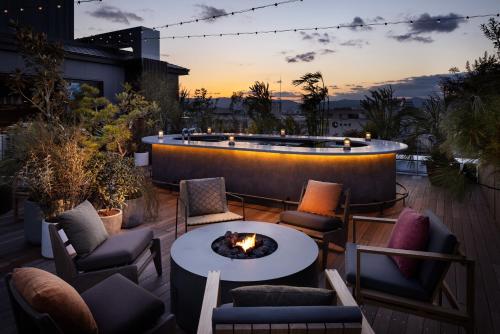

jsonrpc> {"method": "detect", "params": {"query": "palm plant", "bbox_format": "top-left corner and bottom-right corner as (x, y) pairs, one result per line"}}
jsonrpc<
(244, 82), (278, 134)
(360, 86), (416, 141)
(292, 72), (329, 136)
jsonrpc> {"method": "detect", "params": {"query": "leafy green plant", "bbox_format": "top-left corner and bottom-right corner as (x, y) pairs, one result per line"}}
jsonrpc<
(90, 152), (140, 211)
(9, 26), (69, 124)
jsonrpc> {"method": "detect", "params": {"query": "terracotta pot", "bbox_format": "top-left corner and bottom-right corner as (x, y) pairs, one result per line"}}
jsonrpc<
(123, 196), (145, 228)
(98, 208), (123, 235)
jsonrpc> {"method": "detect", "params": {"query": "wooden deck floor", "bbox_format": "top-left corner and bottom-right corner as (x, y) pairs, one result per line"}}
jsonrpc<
(0, 175), (498, 334)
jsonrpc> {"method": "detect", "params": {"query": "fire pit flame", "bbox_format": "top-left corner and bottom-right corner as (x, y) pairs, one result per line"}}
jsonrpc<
(235, 234), (256, 253)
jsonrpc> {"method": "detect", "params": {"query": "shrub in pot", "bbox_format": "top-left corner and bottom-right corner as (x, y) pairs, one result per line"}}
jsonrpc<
(90, 152), (140, 234)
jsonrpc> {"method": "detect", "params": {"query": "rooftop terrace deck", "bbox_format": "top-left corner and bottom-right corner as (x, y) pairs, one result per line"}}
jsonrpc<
(0, 174), (498, 334)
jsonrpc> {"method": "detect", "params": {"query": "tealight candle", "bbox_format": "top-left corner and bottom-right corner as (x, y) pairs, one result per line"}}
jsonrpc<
(207, 127), (212, 134)
(280, 129), (286, 137)
(343, 137), (351, 151)
(365, 132), (372, 141)
(228, 135), (235, 146)
(158, 130), (164, 139)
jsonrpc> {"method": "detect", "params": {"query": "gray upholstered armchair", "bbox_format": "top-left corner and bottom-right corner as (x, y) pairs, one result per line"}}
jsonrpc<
(347, 209), (475, 334)
(5, 271), (175, 334)
(49, 225), (162, 293)
(176, 177), (245, 238)
(197, 269), (374, 334)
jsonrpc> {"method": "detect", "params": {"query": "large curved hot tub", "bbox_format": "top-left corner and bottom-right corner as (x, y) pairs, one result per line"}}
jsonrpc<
(142, 134), (407, 206)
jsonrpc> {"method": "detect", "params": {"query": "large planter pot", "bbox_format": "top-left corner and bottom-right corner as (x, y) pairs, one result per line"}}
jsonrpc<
(41, 219), (55, 259)
(98, 209), (123, 235)
(123, 196), (145, 229)
(134, 152), (149, 167)
(24, 200), (43, 245)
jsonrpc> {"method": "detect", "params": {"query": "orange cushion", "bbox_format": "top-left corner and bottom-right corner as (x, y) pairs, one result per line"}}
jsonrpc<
(12, 267), (98, 334)
(298, 180), (342, 217)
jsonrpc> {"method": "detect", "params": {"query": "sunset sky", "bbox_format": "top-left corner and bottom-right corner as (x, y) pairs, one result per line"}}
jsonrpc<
(75, 0), (499, 99)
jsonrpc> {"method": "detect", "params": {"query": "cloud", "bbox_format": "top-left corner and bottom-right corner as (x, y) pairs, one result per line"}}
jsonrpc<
(388, 33), (434, 43)
(286, 52), (316, 63)
(332, 74), (452, 99)
(389, 13), (465, 43)
(347, 17), (373, 31)
(196, 4), (227, 22)
(87, 6), (143, 25)
(300, 31), (333, 44)
(320, 48), (336, 55)
(340, 39), (369, 48)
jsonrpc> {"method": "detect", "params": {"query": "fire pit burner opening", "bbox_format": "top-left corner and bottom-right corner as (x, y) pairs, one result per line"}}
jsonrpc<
(211, 231), (278, 259)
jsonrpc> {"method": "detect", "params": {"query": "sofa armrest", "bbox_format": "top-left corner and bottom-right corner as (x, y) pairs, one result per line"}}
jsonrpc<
(73, 264), (139, 293)
(197, 271), (221, 334)
(356, 245), (467, 262)
(352, 216), (397, 243)
(325, 269), (375, 334)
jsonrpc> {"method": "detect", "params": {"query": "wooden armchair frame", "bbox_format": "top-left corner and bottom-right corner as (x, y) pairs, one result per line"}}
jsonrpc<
(176, 191), (245, 239)
(197, 269), (374, 334)
(49, 224), (162, 292)
(279, 187), (351, 268)
(351, 215), (475, 334)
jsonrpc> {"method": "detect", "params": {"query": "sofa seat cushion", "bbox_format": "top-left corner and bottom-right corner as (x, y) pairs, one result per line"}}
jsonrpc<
(12, 267), (97, 334)
(231, 285), (335, 307)
(345, 243), (431, 301)
(213, 306), (362, 325)
(58, 200), (109, 255)
(187, 211), (242, 226)
(280, 210), (343, 232)
(82, 274), (164, 334)
(76, 228), (153, 271)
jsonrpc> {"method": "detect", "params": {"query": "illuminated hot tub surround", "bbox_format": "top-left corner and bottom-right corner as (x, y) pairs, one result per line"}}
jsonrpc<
(142, 134), (407, 206)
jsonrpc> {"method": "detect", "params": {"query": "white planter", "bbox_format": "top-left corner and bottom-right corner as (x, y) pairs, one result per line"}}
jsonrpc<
(41, 220), (55, 259)
(134, 152), (149, 167)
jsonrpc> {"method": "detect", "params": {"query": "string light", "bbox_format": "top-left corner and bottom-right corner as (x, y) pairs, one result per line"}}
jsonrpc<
(153, 0), (304, 30)
(144, 12), (499, 40)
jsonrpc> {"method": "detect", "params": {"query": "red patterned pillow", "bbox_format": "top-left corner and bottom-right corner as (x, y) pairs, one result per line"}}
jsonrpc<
(387, 208), (430, 278)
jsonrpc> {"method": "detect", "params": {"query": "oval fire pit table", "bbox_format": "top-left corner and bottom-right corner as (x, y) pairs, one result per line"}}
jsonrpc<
(170, 221), (319, 332)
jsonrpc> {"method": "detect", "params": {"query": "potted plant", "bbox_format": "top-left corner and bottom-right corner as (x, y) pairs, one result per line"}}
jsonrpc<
(122, 172), (159, 228)
(90, 152), (140, 234)
(17, 127), (95, 258)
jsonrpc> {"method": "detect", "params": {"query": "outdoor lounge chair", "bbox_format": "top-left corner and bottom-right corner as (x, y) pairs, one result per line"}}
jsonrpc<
(5, 270), (175, 334)
(49, 224), (162, 292)
(176, 177), (245, 238)
(347, 209), (475, 334)
(278, 181), (351, 268)
(197, 269), (374, 334)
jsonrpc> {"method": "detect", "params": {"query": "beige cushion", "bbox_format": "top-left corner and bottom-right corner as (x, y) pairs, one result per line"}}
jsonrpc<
(187, 211), (243, 226)
(298, 180), (342, 217)
(12, 267), (98, 334)
(185, 178), (227, 217)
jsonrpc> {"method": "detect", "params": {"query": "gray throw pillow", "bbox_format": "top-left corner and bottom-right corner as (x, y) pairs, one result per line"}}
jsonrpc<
(231, 285), (336, 307)
(186, 178), (226, 217)
(57, 201), (108, 255)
